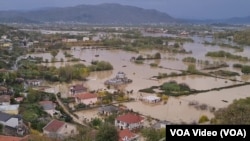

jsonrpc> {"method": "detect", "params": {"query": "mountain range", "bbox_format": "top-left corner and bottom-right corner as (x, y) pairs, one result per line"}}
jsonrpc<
(0, 3), (176, 24)
(0, 3), (249, 25)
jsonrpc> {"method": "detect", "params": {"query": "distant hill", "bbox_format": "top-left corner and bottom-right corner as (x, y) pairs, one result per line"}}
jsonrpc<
(224, 16), (250, 24)
(182, 16), (250, 25)
(0, 3), (176, 24)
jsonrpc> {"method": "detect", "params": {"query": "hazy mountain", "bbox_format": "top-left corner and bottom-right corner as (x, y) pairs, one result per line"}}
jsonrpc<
(0, 3), (176, 24)
(182, 16), (250, 25)
(224, 16), (250, 24)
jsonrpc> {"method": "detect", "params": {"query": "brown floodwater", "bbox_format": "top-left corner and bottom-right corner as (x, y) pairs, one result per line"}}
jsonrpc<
(22, 35), (250, 123)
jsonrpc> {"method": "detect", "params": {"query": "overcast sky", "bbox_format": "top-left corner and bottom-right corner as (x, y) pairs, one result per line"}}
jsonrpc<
(0, 0), (250, 19)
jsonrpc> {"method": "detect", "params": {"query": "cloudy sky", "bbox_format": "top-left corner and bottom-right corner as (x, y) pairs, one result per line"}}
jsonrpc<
(0, 0), (249, 19)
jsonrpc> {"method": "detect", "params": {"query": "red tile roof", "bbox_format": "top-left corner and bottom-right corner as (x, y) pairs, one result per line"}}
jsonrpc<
(75, 93), (97, 100)
(116, 113), (144, 124)
(119, 129), (137, 141)
(0, 135), (29, 141)
(43, 119), (65, 132)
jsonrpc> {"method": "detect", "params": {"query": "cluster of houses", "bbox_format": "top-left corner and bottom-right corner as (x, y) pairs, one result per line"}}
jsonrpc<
(98, 104), (170, 141)
(0, 68), (168, 141)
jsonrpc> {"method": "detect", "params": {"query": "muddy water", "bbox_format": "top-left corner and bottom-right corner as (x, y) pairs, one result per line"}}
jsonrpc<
(22, 35), (250, 123)
(123, 85), (250, 123)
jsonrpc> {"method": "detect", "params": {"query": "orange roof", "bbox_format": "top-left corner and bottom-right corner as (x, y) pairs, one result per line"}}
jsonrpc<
(119, 129), (137, 141)
(0, 135), (28, 141)
(43, 119), (65, 132)
(75, 93), (97, 100)
(116, 113), (144, 124)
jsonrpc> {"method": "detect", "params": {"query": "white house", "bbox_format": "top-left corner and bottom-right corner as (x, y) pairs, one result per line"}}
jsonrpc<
(141, 95), (161, 103)
(43, 119), (78, 139)
(62, 38), (77, 43)
(83, 37), (90, 42)
(115, 113), (144, 131)
(0, 104), (20, 115)
(26, 79), (42, 86)
(74, 93), (97, 105)
(1, 35), (7, 39)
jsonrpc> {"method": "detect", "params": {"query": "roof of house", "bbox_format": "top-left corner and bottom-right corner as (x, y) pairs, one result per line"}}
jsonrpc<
(0, 95), (10, 103)
(0, 86), (7, 91)
(0, 111), (22, 122)
(119, 129), (137, 141)
(71, 84), (87, 91)
(75, 93), (97, 100)
(152, 120), (171, 129)
(116, 113), (144, 124)
(0, 135), (29, 141)
(0, 111), (12, 121)
(15, 97), (24, 102)
(39, 101), (55, 110)
(43, 119), (65, 133)
(99, 105), (118, 113)
(0, 69), (10, 73)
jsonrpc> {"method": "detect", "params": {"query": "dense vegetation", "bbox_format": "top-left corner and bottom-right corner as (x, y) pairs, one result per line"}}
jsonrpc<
(17, 59), (113, 82)
(160, 81), (191, 95)
(212, 97), (250, 124)
(182, 57), (196, 63)
(206, 50), (249, 61)
(141, 128), (166, 141)
(209, 70), (240, 77)
(214, 29), (250, 46)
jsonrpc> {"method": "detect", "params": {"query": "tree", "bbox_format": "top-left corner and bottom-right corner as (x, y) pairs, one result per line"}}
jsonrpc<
(95, 123), (119, 141)
(174, 42), (179, 48)
(50, 50), (58, 58)
(91, 118), (103, 128)
(241, 65), (250, 74)
(141, 127), (166, 141)
(187, 64), (197, 73)
(212, 97), (250, 124)
(154, 52), (161, 59)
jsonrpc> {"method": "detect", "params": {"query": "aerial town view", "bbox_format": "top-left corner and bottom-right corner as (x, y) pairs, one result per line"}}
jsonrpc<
(0, 0), (250, 141)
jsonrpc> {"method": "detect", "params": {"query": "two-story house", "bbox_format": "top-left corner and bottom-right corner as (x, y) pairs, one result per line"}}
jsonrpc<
(115, 113), (144, 131)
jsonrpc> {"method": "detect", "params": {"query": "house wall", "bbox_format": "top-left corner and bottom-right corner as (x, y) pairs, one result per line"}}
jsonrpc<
(115, 120), (144, 130)
(45, 109), (55, 117)
(2, 109), (19, 115)
(0, 102), (10, 105)
(57, 123), (78, 137)
(76, 97), (97, 105)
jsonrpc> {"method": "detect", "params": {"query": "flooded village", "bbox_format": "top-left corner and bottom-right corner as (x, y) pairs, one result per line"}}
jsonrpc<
(1, 14), (250, 141)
